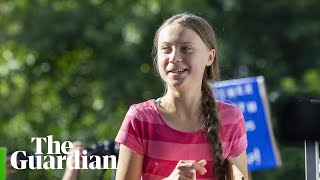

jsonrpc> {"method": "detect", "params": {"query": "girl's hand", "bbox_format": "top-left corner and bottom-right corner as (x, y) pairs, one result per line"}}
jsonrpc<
(164, 159), (207, 180)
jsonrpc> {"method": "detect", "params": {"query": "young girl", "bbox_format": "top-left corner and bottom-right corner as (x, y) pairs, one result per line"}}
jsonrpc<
(115, 12), (248, 180)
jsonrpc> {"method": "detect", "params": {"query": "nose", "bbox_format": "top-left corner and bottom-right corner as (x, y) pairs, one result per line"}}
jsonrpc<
(169, 49), (182, 63)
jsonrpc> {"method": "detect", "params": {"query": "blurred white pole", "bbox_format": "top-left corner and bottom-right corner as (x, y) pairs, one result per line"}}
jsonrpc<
(305, 140), (319, 180)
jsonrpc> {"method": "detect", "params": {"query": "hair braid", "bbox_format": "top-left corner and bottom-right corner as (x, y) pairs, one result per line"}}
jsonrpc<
(201, 74), (225, 180)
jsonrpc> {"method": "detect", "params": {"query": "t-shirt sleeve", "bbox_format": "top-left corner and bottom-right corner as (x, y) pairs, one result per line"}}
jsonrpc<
(228, 109), (248, 157)
(115, 105), (145, 155)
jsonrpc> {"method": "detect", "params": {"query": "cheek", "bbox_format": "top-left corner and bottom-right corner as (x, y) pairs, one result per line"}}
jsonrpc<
(157, 53), (166, 62)
(156, 59), (166, 75)
(157, 54), (167, 68)
(189, 59), (207, 75)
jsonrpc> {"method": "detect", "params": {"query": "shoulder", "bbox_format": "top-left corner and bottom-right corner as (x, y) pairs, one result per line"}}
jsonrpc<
(216, 100), (243, 125)
(217, 101), (248, 158)
(119, 99), (159, 133)
(129, 99), (158, 114)
(127, 99), (160, 122)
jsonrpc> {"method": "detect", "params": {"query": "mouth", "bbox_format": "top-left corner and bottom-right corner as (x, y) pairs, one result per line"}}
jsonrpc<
(168, 68), (188, 73)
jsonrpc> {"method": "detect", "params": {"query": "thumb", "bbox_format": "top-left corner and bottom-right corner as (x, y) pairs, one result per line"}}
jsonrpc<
(197, 159), (207, 175)
(198, 159), (207, 167)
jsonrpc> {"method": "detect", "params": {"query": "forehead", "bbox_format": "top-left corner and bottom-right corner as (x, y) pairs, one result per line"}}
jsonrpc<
(158, 24), (203, 45)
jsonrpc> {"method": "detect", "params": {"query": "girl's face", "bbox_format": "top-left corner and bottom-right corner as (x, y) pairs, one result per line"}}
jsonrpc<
(157, 24), (215, 91)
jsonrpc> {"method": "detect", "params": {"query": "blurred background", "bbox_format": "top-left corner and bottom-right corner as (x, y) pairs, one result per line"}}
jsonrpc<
(0, 0), (319, 179)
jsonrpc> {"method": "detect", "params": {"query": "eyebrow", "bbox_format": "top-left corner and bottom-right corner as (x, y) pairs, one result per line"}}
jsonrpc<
(159, 41), (193, 45)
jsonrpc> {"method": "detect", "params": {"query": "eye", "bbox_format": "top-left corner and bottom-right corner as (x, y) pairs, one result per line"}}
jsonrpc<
(181, 46), (192, 53)
(160, 45), (172, 53)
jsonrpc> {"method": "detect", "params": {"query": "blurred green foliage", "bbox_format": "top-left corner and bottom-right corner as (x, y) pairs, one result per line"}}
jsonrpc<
(0, 0), (319, 179)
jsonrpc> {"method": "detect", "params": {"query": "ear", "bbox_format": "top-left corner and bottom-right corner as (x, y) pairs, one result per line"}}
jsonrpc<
(206, 49), (215, 66)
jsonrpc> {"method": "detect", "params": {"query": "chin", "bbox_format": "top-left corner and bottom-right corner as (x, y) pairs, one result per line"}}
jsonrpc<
(168, 81), (186, 89)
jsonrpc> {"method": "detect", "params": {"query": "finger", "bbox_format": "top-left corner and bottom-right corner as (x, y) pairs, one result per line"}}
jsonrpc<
(177, 160), (205, 172)
(68, 142), (85, 155)
(179, 170), (195, 179)
(191, 161), (207, 175)
(73, 141), (83, 146)
(73, 143), (84, 149)
(198, 159), (207, 167)
(175, 174), (193, 180)
(72, 142), (84, 150)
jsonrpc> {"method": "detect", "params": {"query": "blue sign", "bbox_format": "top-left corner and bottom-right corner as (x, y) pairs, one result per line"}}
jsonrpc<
(210, 76), (281, 171)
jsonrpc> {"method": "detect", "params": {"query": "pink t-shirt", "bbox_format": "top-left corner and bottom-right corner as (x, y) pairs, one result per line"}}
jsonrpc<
(115, 99), (247, 180)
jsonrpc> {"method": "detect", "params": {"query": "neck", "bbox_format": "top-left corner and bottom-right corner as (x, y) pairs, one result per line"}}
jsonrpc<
(161, 86), (202, 115)
(159, 84), (206, 132)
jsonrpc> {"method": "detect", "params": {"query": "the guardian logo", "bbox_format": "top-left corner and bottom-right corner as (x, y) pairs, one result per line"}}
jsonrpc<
(10, 135), (117, 170)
